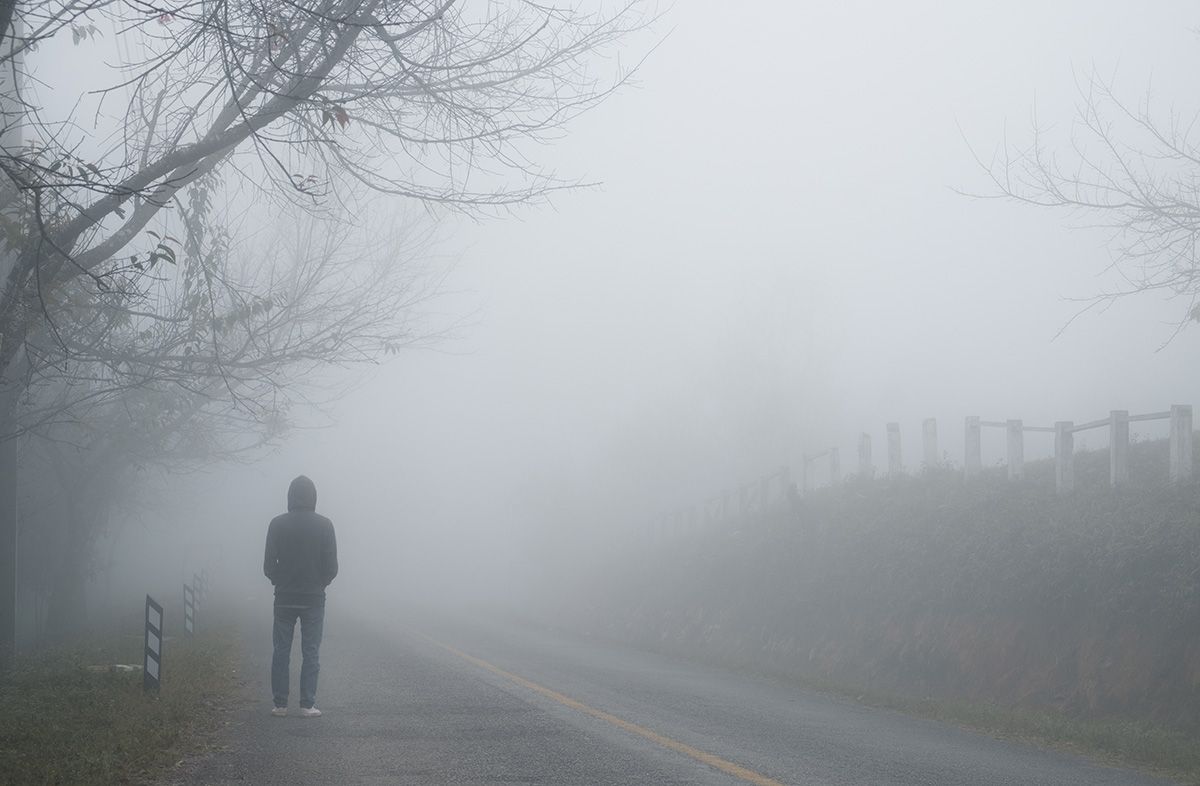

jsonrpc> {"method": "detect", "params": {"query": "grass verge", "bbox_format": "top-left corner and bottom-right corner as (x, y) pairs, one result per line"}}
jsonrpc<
(0, 629), (241, 785)
(758, 665), (1200, 785)
(841, 689), (1200, 784)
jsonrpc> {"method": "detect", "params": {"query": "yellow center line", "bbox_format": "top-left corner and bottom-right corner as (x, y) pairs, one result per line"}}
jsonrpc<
(418, 633), (789, 786)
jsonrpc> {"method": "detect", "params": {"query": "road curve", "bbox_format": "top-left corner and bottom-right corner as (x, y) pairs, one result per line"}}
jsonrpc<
(169, 603), (1176, 786)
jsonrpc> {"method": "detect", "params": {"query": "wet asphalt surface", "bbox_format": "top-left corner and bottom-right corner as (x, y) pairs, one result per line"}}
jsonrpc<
(167, 603), (1177, 786)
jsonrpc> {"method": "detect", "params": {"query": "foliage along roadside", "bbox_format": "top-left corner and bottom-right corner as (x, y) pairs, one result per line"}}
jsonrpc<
(567, 436), (1200, 781)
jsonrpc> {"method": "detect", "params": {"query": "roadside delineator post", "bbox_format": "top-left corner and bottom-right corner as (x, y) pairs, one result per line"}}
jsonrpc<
(144, 595), (163, 693)
(183, 584), (195, 636)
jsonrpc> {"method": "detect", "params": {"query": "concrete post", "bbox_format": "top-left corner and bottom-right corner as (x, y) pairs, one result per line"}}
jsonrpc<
(1055, 421), (1074, 494)
(1110, 410), (1129, 487)
(1169, 404), (1193, 482)
(964, 416), (982, 478)
(922, 418), (938, 469)
(1006, 419), (1024, 480)
(829, 447), (841, 485)
(887, 422), (902, 477)
(858, 433), (873, 477)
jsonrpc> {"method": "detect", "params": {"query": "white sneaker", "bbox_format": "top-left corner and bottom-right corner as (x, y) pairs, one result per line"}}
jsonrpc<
(271, 706), (287, 717)
(297, 706), (322, 718)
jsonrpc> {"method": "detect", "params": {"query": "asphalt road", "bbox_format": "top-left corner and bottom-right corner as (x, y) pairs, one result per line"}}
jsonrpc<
(169, 605), (1176, 785)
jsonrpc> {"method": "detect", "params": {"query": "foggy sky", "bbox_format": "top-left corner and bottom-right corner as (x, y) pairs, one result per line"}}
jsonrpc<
(125, 1), (1200, 606)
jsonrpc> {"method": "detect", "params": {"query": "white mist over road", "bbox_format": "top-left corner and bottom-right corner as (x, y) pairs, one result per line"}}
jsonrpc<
(135, 2), (1200, 617)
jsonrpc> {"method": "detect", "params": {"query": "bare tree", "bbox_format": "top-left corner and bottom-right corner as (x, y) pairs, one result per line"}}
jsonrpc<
(977, 71), (1200, 336)
(0, 0), (650, 656)
(19, 207), (447, 637)
(23, 199), (445, 440)
(0, 0), (647, 395)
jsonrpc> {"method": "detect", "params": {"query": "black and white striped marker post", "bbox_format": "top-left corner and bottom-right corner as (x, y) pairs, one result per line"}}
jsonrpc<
(143, 595), (163, 692)
(183, 584), (195, 636)
(193, 572), (204, 603)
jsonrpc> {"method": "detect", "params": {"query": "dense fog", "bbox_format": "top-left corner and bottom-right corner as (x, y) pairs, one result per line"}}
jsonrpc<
(6, 0), (1200, 643)
(149, 1), (1200, 614)
(10, 5), (1200, 784)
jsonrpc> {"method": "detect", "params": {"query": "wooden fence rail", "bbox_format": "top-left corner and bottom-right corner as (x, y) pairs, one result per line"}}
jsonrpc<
(655, 404), (1195, 537)
(1047, 405), (1193, 493)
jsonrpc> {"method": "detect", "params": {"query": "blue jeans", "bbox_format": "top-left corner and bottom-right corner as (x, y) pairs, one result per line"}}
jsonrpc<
(272, 604), (324, 709)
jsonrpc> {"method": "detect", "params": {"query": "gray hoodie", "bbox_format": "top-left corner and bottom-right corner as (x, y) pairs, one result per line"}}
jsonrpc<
(263, 475), (338, 606)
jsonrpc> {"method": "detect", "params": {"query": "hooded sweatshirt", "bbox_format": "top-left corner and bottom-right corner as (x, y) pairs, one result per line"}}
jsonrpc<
(263, 475), (338, 606)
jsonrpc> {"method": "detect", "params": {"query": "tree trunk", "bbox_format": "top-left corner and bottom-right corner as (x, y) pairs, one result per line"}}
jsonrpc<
(43, 510), (91, 644)
(0, 352), (28, 660)
(0, 430), (13, 662)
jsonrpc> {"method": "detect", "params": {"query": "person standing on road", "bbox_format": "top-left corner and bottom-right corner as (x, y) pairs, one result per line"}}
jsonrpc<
(263, 474), (338, 718)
